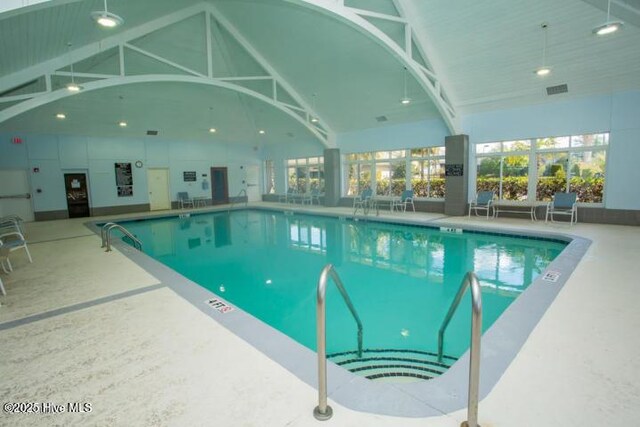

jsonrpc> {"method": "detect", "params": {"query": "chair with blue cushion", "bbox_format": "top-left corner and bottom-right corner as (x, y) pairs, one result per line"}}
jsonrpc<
(392, 190), (416, 212)
(546, 192), (578, 225)
(353, 188), (373, 214)
(468, 191), (495, 219)
(177, 192), (194, 209)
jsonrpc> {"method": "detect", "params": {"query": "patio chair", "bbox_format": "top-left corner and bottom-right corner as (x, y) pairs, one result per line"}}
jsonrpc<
(0, 215), (24, 234)
(278, 188), (296, 203)
(177, 192), (194, 209)
(0, 229), (32, 271)
(546, 192), (578, 225)
(0, 244), (10, 297)
(301, 189), (321, 205)
(468, 191), (495, 219)
(353, 188), (373, 214)
(392, 190), (416, 212)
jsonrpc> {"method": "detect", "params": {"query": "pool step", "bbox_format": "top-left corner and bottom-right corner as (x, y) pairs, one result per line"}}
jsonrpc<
(327, 349), (458, 383)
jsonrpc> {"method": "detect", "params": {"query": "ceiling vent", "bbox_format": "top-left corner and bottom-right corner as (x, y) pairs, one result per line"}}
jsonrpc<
(146, 130), (158, 136)
(375, 115), (388, 122)
(546, 84), (568, 96)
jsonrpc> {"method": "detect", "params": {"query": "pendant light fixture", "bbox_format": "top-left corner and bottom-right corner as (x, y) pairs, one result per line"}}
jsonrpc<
(400, 67), (411, 105)
(66, 43), (83, 92)
(534, 23), (551, 77)
(593, 0), (623, 35)
(310, 93), (319, 123)
(91, 0), (124, 28)
(208, 107), (217, 134)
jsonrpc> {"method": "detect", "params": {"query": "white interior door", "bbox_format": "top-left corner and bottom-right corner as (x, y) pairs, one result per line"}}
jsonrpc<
(0, 169), (34, 221)
(147, 168), (171, 211)
(245, 165), (261, 202)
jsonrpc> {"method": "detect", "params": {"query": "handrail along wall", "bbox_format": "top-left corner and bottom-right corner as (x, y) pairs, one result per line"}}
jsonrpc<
(437, 271), (483, 427)
(314, 263), (363, 421)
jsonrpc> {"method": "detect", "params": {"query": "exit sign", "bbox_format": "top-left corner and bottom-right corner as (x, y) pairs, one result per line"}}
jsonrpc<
(11, 137), (23, 144)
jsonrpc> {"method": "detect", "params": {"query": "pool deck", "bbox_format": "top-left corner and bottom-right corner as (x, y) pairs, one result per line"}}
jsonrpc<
(1, 202), (639, 426)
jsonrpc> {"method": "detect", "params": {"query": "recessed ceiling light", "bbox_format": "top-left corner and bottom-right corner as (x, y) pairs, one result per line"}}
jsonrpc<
(593, 0), (623, 36)
(91, 0), (124, 28)
(118, 121), (127, 127)
(66, 82), (82, 92)
(56, 113), (66, 120)
(400, 97), (411, 105)
(209, 128), (217, 133)
(535, 67), (551, 77)
(400, 67), (411, 105)
(258, 130), (266, 135)
(310, 117), (319, 123)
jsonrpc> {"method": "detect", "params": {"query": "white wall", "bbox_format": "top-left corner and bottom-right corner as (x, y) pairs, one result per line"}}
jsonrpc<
(0, 132), (261, 214)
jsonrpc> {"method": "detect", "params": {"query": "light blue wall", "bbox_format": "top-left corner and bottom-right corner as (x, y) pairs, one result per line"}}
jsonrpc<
(337, 118), (450, 153)
(0, 133), (261, 214)
(462, 91), (640, 210)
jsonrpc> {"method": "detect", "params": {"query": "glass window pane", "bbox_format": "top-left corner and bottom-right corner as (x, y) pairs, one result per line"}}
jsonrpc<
(536, 152), (568, 201)
(476, 156), (500, 196)
(287, 159), (296, 166)
(376, 162), (391, 195)
(429, 158), (446, 198)
(346, 153), (358, 161)
(359, 163), (372, 193)
(295, 167), (307, 193)
(411, 148), (429, 158)
(536, 136), (569, 150)
(345, 163), (358, 196)
(502, 155), (529, 200)
(308, 157), (318, 165)
(569, 150), (606, 203)
(503, 140), (530, 152)
(476, 142), (502, 154)
(411, 160), (428, 197)
(288, 166), (297, 191)
(357, 152), (373, 161)
(571, 133), (609, 148)
(265, 160), (275, 194)
(390, 161), (405, 196)
(375, 151), (390, 160)
(391, 150), (405, 159)
(431, 146), (446, 156)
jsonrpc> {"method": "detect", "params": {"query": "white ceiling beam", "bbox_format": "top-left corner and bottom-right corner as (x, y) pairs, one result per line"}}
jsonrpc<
(0, 75), (332, 146)
(346, 8), (406, 24)
(53, 71), (117, 79)
(123, 43), (207, 78)
(286, 0), (460, 134)
(0, 2), (208, 93)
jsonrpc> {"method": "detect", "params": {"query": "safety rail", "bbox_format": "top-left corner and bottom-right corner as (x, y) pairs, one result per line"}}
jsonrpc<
(314, 264), (363, 421)
(437, 271), (483, 427)
(228, 189), (248, 211)
(101, 223), (142, 252)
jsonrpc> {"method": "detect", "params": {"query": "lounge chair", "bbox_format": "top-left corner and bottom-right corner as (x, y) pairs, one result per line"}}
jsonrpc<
(177, 192), (194, 209)
(392, 190), (416, 212)
(546, 192), (578, 225)
(353, 188), (373, 214)
(0, 229), (32, 271)
(468, 191), (495, 219)
(278, 188), (296, 203)
(0, 215), (24, 234)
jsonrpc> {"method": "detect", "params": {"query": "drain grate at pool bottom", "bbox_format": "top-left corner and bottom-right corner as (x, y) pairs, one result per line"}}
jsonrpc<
(328, 349), (458, 382)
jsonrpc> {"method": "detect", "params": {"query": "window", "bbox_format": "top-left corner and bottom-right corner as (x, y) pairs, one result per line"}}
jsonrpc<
(264, 160), (275, 194)
(475, 133), (608, 203)
(286, 156), (324, 193)
(344, 146), (445, 198)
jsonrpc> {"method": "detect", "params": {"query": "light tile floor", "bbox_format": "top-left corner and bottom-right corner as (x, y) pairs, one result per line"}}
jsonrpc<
(1, 204), (639, 427)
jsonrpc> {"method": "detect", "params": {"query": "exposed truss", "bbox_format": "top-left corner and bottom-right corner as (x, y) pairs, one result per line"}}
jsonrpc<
(285, 0), (460, 134)
(0, 3), (334, 147)
(0, 0), (461, 141)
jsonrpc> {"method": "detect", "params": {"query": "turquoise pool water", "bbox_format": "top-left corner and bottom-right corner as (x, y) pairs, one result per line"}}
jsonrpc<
(121, 210), (566, 360)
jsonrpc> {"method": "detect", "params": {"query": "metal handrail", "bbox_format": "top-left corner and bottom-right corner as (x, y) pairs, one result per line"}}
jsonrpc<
(100, 222), (118, 248)
(103, 223), (143, 252)
(229, 189), (248, 211)
(314, 263), (363, 421)
(437, 271), (483, 427)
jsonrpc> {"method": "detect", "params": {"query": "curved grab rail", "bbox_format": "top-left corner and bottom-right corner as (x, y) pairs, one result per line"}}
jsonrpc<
(228, 188), (248, 211)
(100, 222), (118, 248)
(314, 264), (363, 421)
(103, 223), (143, 252)
(437, 271), (483, 427)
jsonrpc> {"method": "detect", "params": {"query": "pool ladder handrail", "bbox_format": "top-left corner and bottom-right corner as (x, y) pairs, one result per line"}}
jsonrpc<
(101, 223), (143, 252)
(228, 189), (248, 211)
(314, 263), (363, 421)
(437, 271), (483, 427)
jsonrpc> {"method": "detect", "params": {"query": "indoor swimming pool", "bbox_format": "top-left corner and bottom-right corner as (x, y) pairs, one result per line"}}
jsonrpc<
(116, 209), (567, 382)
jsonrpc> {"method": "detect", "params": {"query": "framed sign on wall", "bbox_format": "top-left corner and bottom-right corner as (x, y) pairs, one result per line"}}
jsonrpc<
(115, 162), (133, 197)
